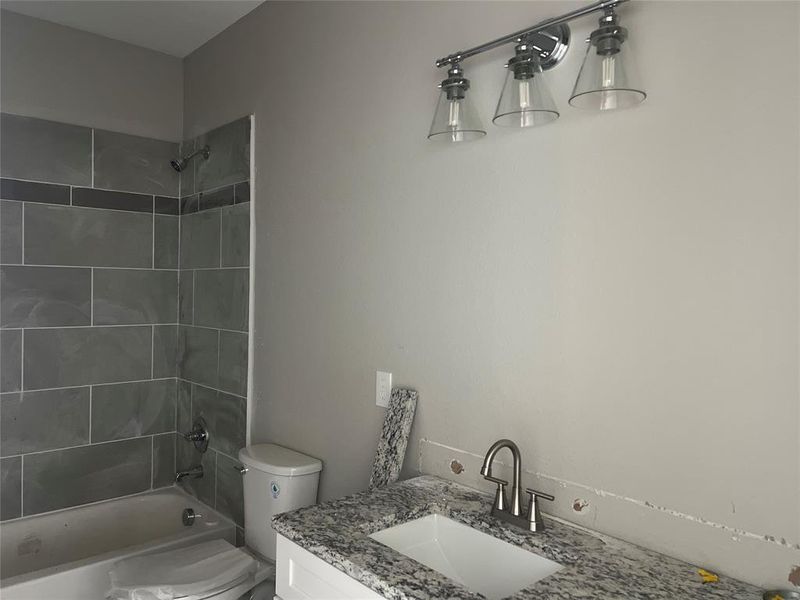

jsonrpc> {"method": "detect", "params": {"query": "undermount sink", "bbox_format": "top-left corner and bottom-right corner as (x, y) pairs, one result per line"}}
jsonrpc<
(369, 514), (562, 599)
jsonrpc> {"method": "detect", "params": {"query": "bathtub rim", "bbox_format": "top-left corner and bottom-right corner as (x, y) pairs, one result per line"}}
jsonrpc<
(0, 485), (236, 589)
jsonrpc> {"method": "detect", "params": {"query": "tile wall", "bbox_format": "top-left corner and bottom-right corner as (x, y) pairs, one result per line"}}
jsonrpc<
(174, 117), (251, 540)
(0, 113), (180, 520)
(0, 113), (252, 534)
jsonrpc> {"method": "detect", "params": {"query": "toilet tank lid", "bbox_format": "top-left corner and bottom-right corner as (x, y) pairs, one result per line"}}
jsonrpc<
(239, 444), (322, 476)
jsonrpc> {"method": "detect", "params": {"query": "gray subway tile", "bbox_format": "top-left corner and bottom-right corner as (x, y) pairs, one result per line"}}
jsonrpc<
(24, 326), (151, 390)
(195, 118), (250, 193)
(155, 197), (179, 215)
(24, 204), (152, 268)
(1, 329), (22, 392)
(177, 379), (192, 433)
(93, 269), (177, 325)
(178, 326), (218, 388)
(216, 453), (244, 527)
(94, 130), (179, 196)
(234, 181), (250, 204)
(153, 433), (176, 488)
(179, 271), (194, 324)
(1, 387), (90, 456)
(1, 200), (22, 264)
(1, 179), (69, 205)
(154, 216), (179, 269)
(23, 437), (151, 515)
(199, 186), (235, 211)
(180, 194), (199, 215)
(153, 325), (178, 378)
(72, 188), (153, 213)
(180, 210), (220, 269)
(176, 433), (215, 506)
(219, 331), (248, 397)
(194, 269), (249, 331)
(91, 379), (176, 442)
(1, 266), (91, 327)
(192, 385), (246, 458)
(221, 203), (249, 268)
(1, 456), (21, 520)
(0, 114), (91, 186)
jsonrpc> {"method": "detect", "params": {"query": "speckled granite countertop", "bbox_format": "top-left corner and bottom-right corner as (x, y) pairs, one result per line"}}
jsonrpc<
(272, 476), (761, 599)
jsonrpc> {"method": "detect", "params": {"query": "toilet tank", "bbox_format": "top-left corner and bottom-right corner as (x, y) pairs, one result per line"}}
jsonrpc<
(238, 444), (322, 561)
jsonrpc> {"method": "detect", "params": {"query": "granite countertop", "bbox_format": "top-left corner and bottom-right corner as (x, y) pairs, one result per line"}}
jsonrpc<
(272, 476), (762, 599)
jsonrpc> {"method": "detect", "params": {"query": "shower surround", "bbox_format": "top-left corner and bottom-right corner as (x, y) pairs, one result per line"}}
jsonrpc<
(175, 116), (251, 542)
(0, 113), (251, 537)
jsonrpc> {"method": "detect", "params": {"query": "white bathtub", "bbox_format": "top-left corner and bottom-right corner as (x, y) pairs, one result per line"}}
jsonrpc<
(0, 487), (236, 600)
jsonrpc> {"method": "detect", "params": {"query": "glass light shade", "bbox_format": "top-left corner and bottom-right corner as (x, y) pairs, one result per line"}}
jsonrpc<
(493, 66), (559, 128)
(428, 90), (486, 142)
(569, 41), (645, 110)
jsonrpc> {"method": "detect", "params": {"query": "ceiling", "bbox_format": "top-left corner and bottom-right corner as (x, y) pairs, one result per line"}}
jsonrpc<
(0, 0), (265, 57)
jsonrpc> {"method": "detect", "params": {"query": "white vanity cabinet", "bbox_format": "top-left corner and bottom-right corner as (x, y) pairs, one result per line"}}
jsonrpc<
(275, 535), (384, 600)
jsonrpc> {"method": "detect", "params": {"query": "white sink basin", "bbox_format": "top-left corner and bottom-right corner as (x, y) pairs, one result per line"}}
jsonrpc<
(369, 514), (562, 599)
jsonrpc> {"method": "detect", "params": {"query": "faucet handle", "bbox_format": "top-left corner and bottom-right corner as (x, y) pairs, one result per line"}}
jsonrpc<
(525, 489), (553, 532)
(485, 476), (509, 512)
(525, 488), (554, 502)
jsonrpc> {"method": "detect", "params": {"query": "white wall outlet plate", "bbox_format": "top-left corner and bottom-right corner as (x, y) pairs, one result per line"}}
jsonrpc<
(376, 371), (392, 407)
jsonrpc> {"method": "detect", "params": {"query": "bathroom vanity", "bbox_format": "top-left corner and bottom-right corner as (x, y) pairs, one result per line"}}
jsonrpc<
(272, 476), (761, 599)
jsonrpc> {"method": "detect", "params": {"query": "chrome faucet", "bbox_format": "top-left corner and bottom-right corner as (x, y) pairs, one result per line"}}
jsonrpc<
(480, 439), (554, 532)
(175, 465), (203, 483)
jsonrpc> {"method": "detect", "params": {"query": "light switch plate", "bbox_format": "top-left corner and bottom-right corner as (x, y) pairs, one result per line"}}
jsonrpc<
(376, 371), (392, 407)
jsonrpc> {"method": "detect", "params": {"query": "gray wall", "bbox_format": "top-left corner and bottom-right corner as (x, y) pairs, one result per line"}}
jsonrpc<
(182, 0), (800, 588)
(175, 116), (251, 540)
(0, 113), (180, 520)
(0, 10), (182, 141)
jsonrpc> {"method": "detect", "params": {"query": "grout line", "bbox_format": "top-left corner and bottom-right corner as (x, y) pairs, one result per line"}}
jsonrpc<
(5, 433), (165, 459)
(152, 198), (156, 269)
(150, 326), (155, 379)
(151, 435), (155, 490)
(0, 176), (181, 198)
(88, 386), (93, 443)
(20, 329), (25, 391)
(192, 269), (196, 326)
(4, 262), (234, 271)
(90, 129), (95, 188)
(188, 380), (247, 400)
(90, 269), (94, 325)
(21, 201), (25, 265)
(20, 377), (176, 395)
(69, 186), (73, 206)
(20, 454), (24, 517)
(17, 323), (180, 330)
(216, 330), (221, 383)
(10, 198), (157, 216)
(219, 206), (223, 268)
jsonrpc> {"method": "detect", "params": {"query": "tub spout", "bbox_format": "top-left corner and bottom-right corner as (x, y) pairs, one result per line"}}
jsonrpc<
(175, 465), (203, 483)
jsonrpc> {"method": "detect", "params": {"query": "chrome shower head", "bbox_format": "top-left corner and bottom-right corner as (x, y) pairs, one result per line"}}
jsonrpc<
(170, 145), (210, 172)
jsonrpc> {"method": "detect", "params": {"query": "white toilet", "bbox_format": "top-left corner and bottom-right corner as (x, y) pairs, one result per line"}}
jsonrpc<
(107, 444), (322, 600)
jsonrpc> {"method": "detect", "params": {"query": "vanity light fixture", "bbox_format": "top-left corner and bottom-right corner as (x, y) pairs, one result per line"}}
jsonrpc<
(428, 63), (487, 142)
(429, 0), (645, 142)
(569, 7), (645, 110)
(493, 39), (559, 128)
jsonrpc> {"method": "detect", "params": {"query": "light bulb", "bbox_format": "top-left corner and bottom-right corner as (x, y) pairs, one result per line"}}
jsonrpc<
(518, 80), (531, 110)
(447, 99), (461, 128)
(601, 55), (615, 88)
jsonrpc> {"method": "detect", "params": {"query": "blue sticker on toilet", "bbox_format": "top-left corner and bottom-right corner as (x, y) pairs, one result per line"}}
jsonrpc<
(270, 481), (280, 499)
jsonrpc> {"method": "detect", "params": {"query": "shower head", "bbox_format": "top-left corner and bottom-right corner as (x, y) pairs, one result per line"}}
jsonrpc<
(170, 145), (210, 172)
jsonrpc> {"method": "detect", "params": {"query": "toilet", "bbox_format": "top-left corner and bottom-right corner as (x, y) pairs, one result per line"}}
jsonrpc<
(107, 444), (322, 600)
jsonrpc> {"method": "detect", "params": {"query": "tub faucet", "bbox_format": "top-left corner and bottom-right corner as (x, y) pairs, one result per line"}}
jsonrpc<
(480, 439), (554, 532)
(175, 465), (203, 483)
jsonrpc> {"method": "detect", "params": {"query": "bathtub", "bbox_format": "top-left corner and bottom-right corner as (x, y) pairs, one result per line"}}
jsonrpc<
(0, 487), (236, 600)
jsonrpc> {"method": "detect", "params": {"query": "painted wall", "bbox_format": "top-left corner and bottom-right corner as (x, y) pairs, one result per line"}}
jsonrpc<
(182, 0), (799, 588)
(0, 10), (182, 141)
(0, 113), (181, 520)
